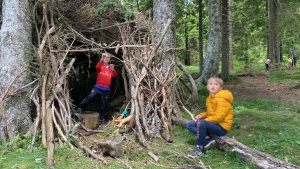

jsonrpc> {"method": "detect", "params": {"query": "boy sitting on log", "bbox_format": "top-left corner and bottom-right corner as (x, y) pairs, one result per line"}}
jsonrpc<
(186, 77), (234, 158)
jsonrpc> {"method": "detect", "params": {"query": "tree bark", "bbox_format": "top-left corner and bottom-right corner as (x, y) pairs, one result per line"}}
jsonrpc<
(268, 0), (277, 62)
(195, 0), (222, 84)
(228, 0), (233, 71)
(0, 0), (33, 142)
(198, 0), (204, 76)
(221, 0), (230, 82)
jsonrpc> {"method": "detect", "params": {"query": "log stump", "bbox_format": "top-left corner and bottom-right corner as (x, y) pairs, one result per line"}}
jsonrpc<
(79, 111), (100, 129)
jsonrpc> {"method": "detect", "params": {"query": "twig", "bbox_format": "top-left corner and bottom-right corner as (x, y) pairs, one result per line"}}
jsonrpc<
(38, 26), (55, 66)
(30, 95), (41, 146)
(8, 79), (38, 97)
(52, 104), (73, 149)
(77, 122), (105, 133)
(180, 105), (196, 122)
(153, 19), (172, 54)
(41, 68), (49, 148)
(150, 142), (205, 168)
(0, 68), (28, 141)
(115, 157), (132, 169)
(69, 134), (107, 164)
(147, 160), (204, 169)
(148, 151), (159, 163)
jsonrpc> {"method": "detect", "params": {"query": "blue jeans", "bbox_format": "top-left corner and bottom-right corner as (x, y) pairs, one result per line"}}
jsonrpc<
(186, 119), (227, 146)
(80, 86), (110, 120)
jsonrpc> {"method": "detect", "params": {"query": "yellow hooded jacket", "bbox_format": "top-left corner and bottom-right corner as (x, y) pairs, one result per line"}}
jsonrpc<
(199, 90), (234, 131)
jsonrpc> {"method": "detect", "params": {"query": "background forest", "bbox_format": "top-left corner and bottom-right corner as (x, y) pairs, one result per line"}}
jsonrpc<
(1, 0), (300, 169)
(174, 0), (300, 69)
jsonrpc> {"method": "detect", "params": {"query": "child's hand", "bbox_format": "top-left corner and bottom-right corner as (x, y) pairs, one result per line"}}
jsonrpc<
(102, 53), (107, 59)
(195, 114), (202, 120)
(109, 64), (115, 70)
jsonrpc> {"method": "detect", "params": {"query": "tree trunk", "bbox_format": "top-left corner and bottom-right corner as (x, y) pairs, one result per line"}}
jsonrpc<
(198, 0), (204, 76)
(268, 0), (277, 62)
(185, 23), (190, 65)
(0, 0), (32, 142)
(228, 0), (234, 71)
(195, 0), (222, 84)
(153, 0), (178, 140)
(221, 0), (230, 82)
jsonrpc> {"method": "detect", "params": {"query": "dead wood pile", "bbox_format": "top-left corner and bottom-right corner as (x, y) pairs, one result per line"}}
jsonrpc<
(28, 0), (131, 166)
(24, 0), (198, 166)
(115, 15), (176, 147)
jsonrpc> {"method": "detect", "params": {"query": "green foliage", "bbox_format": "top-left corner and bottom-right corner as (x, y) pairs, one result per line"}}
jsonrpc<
(176, 0), (208, 64)
(124, 0), (153, 14)
(96, 0), (133, 19)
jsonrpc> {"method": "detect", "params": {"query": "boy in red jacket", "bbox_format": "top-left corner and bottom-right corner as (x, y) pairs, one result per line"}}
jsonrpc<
(76, 53), (117, 124)
(186, 77), (234, 158)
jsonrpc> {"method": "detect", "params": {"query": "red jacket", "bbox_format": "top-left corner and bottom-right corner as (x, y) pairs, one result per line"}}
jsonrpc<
(95, 61), (117, 88)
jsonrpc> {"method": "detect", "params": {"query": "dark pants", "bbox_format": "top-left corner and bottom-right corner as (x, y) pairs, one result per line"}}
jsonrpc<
(186, 120), (227, 146)
(265, 63), (269, 70)
(80, 86), (110, 120)
(293, 59), (297, 67)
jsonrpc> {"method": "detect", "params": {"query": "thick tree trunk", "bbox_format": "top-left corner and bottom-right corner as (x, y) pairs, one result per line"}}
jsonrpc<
(228, 0), (233, 71)
(221, 0), (230, 82)
(0, 0), (32, 142)
(195, 0), (222, 84)
(268, 0), (277, 62)
(171, 116), (300, 169)
(198, 0), (204, 76)
(185, 25), (190, 65)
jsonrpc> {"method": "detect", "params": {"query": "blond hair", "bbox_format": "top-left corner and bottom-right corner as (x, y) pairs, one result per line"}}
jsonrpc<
(207, 77), (223, 87)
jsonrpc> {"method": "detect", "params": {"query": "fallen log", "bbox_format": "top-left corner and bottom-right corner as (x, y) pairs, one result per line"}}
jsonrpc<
(171, 116), (300, 169)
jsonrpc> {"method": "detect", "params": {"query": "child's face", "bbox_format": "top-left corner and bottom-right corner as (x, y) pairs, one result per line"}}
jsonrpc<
(207, 80), (222, 95)
(102, 54), (111, 64)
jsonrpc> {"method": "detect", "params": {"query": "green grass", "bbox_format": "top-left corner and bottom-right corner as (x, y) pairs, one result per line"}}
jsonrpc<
(268, 68), (300, 83)
(2, 95), (300, 168)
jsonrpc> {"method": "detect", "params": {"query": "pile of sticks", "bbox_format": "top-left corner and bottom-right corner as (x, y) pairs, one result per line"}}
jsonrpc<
(115, 13), (177, 147)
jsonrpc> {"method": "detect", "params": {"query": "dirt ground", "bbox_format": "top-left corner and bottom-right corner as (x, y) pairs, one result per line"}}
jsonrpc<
(224, 71), (300, 103)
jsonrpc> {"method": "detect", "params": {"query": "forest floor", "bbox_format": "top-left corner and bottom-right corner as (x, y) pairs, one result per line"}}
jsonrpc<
(225, 70), (300, 103)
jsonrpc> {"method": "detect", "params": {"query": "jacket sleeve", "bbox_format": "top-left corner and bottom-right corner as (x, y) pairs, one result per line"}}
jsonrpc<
(95, 62), (102, 72)
(111, 70), (117, 77)
(204, 98), (231, 123)
(199, 97), (209, 118)
(200, 112), (207, 118)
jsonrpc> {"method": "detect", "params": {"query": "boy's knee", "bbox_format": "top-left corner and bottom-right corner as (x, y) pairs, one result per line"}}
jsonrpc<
(186, 121), (193, 128)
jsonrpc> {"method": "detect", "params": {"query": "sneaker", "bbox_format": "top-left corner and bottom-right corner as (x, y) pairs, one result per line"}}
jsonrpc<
(75, 108), (82, 115)
(100, 119), (107, 125)
(204, 137), (216, 150)
(188, 146), (205, 158)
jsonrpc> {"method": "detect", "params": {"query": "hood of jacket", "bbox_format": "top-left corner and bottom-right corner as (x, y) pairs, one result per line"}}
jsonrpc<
(213, 90), (234, 104)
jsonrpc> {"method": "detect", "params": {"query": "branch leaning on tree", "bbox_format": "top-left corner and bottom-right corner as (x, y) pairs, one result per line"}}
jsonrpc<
(0, 68), (28, 141)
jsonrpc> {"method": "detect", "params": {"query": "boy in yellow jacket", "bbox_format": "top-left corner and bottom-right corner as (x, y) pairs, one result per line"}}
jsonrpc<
(186, 77), (234, 158)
